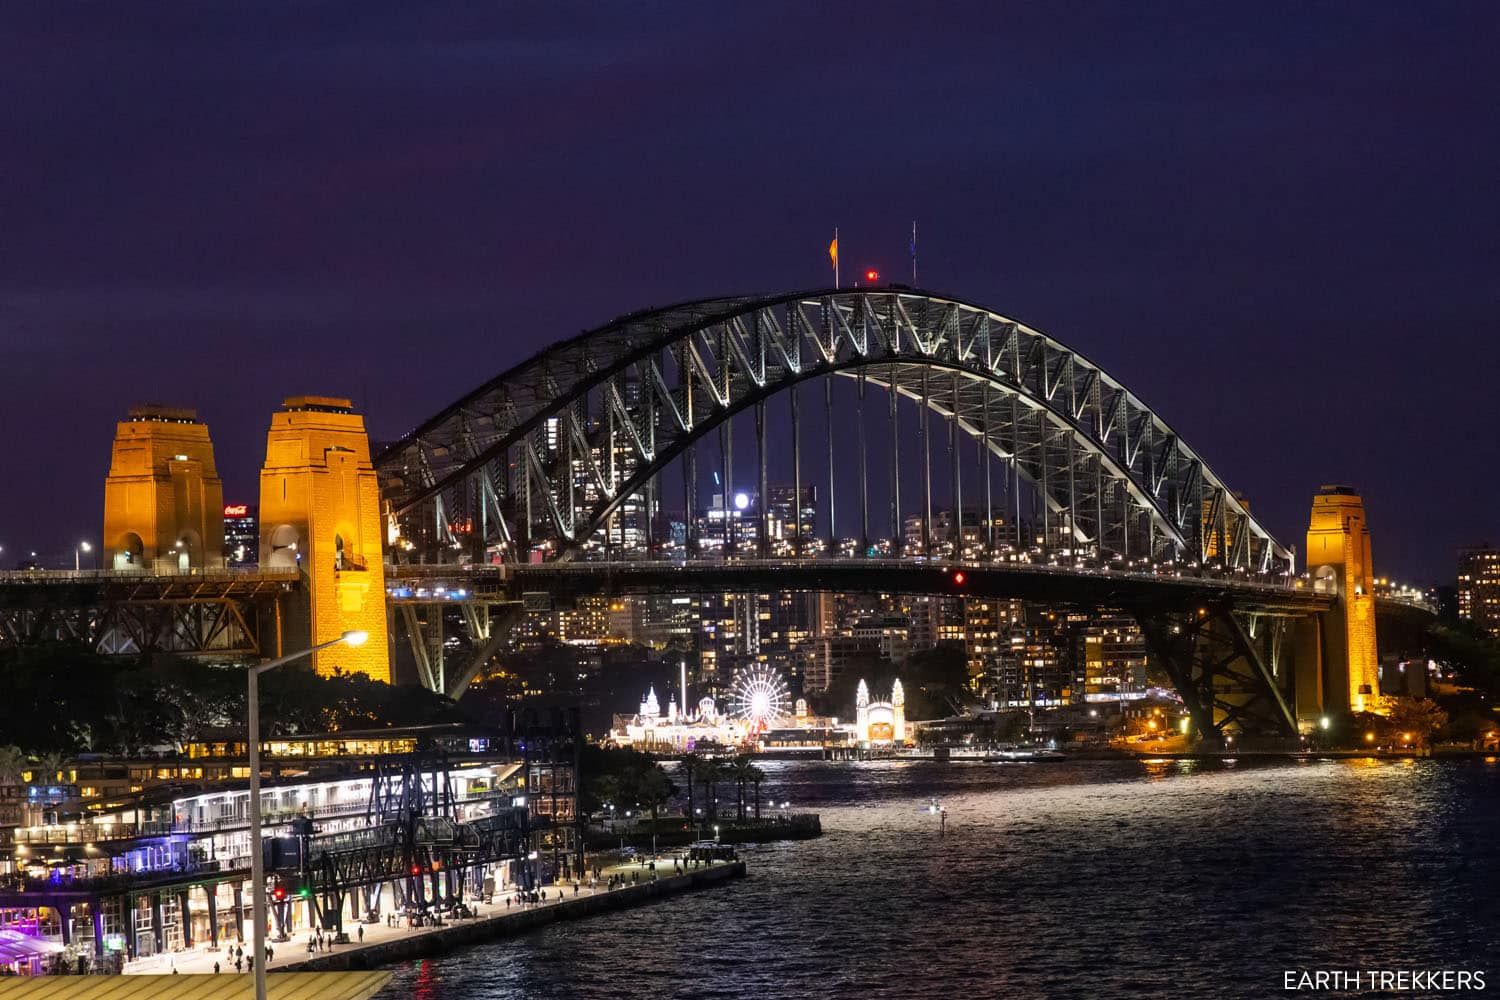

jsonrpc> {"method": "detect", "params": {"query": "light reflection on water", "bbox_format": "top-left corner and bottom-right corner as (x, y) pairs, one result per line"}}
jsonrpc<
(381, 758), (1500, 999)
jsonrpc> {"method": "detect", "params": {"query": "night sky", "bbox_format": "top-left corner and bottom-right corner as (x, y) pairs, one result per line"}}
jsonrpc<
(3, 3), (1496, 582)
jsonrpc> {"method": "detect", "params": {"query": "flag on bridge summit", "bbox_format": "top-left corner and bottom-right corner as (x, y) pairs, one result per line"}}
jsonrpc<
(828, 231), (838, 267)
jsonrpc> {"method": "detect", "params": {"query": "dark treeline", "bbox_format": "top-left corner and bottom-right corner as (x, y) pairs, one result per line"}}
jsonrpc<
(0, 643), (465, 755)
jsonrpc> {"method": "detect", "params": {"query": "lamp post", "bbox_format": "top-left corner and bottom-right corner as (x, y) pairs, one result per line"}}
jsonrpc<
(249, 629), (367, 1000)
(75, 541), (92, 572)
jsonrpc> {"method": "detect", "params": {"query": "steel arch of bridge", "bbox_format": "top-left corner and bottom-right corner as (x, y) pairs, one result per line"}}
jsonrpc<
(377, 288), (1291, 573)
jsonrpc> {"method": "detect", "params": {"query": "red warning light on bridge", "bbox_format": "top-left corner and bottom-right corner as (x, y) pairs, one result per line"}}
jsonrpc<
(952, 571), (966, 586)
(865, 269), (880, 283)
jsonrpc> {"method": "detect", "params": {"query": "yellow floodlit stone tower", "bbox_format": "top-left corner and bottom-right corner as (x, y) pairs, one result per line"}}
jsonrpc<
(1305, 485), (1381, 714)
(258, 396), (390, 681)
(102, 406), (224, 572)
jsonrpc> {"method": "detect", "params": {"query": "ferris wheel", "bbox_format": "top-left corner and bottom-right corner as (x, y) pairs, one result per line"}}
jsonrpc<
(728, 665), (791, 730)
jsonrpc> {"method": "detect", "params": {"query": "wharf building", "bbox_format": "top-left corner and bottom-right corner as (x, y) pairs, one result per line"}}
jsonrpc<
(0, 724), (578, 974)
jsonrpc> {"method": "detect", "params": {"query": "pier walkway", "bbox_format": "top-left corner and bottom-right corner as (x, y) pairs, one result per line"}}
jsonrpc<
(121, 858), (744, 977)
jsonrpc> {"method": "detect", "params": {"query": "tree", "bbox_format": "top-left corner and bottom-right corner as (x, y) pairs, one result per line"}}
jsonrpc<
(703, 759), (726, 820)
(37, 751), (65, 784)
(729, 756), (751, 820)
(0, 746), (25, 789)
(0, 643), (466, 755)
(728, 756), (765, 821)
(577, 744), (676, 822)
(1386, 697), (1449, 748)
(592, 775), (621, 818)
(1423, 623), (1500, 696)
(634, 767), (675, 828)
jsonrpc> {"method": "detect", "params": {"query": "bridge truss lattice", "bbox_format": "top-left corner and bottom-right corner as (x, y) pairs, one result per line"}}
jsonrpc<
(377, 289), (1292, 575)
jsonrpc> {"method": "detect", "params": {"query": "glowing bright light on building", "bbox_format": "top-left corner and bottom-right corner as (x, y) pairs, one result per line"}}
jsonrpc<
(733, 492), (750, 511)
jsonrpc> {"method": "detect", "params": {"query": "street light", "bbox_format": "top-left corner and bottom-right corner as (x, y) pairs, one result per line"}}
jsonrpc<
(74, 541), (92, 572)
(248, 629), (367, 1000)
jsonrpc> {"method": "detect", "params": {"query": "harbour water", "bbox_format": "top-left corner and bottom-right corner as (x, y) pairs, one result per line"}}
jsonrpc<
(383, 758), (1500, 999)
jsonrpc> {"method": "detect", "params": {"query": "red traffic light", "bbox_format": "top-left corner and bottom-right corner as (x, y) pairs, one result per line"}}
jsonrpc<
(410, 865), (421, 876)
(271, 884), (287, 903)
(865, 269), (879, 283)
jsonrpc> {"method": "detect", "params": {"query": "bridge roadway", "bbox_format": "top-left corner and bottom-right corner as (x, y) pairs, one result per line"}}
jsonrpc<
(0, 566), (301, 603)
(0, 567), (300, 656)
(388, 558), (1333, 615)
(2, 560), (1436, 738)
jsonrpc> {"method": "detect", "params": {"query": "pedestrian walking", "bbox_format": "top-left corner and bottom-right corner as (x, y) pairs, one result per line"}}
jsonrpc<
(214, 961), (220, 975)
(357, 925), (364, 942)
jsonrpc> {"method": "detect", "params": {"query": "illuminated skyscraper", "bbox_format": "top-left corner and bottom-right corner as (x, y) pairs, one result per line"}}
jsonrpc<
(223, 503), (258, 566)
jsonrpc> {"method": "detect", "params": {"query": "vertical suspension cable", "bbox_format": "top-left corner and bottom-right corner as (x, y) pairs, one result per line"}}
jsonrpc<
(889, 363), (901, 551)
(921, 367), (933, 557)
(791, 382), (802, 558)
(825, 373), (836, 553)
(858, 371), (869, 555)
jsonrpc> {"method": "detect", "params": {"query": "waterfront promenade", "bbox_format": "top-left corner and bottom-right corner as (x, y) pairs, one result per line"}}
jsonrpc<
(121, 858), (744, 977)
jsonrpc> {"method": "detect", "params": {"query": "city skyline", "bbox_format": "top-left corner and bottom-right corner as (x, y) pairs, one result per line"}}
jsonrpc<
(4, 3), (1498, 582)
(2, 7), (1497, 992)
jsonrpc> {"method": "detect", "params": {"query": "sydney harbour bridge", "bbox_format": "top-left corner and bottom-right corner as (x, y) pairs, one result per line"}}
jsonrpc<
(2, 287), (1407, 745)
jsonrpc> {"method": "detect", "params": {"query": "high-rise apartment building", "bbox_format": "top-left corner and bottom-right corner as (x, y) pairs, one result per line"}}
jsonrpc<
(1458, 545), (1500, 636)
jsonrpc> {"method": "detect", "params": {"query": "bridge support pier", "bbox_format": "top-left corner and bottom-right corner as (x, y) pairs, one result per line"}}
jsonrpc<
(1292, 615), (1324, 728)
(396, 599), (522, 697)
(1135, 603), (1298, 744)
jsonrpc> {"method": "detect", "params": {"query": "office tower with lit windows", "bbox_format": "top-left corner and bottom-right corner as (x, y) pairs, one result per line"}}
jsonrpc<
(222, 503), (258, 566)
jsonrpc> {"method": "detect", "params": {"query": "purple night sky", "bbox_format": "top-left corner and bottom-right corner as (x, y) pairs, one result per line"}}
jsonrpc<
(2, 3), (1496, 581)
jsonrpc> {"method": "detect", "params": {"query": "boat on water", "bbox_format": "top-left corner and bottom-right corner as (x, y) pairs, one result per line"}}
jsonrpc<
(982, 748), (1067, 763)
(896, 746), (1069, 763)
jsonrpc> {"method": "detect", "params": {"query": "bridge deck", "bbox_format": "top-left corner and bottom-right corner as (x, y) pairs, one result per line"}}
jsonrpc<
(387, 558), (1334, 614)
(0, 568), (300, 606)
